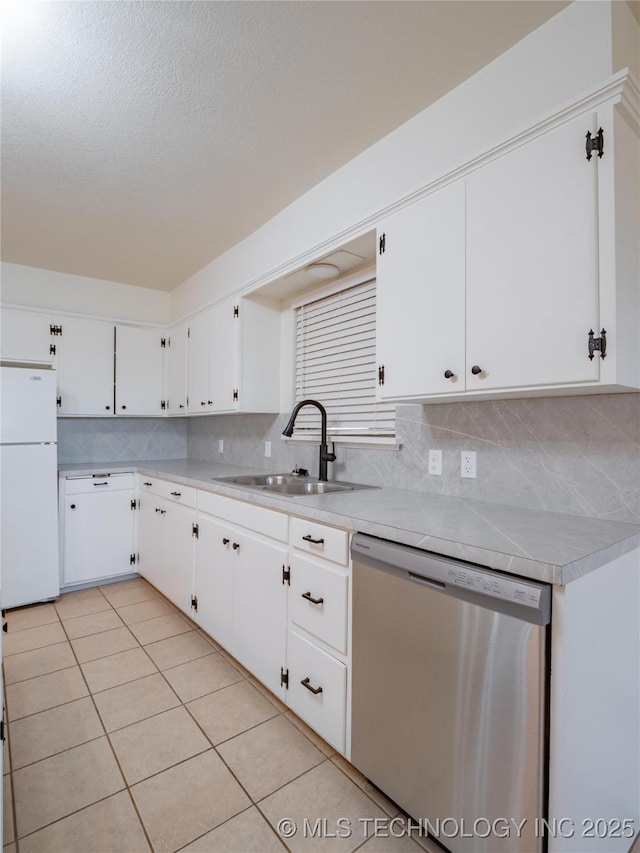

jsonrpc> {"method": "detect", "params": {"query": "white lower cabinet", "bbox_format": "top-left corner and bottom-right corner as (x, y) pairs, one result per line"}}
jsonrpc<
(61, 474), (135, 587)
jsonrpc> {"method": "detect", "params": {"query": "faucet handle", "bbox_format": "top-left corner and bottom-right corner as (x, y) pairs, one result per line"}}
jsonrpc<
(292, 466), (309, 477)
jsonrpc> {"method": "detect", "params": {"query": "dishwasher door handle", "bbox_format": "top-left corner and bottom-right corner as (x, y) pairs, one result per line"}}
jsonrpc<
(408, 572), (446, 591)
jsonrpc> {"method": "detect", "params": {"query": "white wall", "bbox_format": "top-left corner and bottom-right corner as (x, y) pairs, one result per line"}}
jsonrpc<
(0, 262), (169, 325)
(170, 0), (616, 321)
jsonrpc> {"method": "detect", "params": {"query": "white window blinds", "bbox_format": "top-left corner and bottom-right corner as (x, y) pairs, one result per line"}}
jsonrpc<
(293, 279), (395, 439)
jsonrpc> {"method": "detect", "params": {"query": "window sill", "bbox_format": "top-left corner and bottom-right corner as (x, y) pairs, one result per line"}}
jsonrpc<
(282, 435), (400, 451)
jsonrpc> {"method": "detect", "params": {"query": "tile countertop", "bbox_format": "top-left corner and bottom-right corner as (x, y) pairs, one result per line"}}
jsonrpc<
(59, 458), (640, 587)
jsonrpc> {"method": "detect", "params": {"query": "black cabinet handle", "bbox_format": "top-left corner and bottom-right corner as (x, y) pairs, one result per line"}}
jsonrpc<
(301, 677), (323, 695)
(170, 491), (181, 497)
(471, 365), (483, 376)
(207, 400), (213, 405)
(301, 591), (324, 606)
(143, 482), (152, 486)
(201, 401), (206, 406)
(232, 542), (240, 551)
(222, 537), (230, 545)
(105, 405), (111, 410)
(70, 504), (76, 509)
(443, 370), (455, 380)
(302, 534), (324, 545)
(155, 507), (166, 515)
(2, 622), (7, 633)
(93, 482), (109, 487)
(179, 404), (185, 409)
(121, 405), (127, 410)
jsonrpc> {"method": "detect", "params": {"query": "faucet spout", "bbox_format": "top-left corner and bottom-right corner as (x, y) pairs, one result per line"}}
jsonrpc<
(282, 399), (336, 481)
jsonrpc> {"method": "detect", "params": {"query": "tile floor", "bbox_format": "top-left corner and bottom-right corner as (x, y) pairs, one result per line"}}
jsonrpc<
(2, 577), (440, 853)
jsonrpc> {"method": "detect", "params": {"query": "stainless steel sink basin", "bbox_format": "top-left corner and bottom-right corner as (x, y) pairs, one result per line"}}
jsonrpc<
(212, 473), (374, 496)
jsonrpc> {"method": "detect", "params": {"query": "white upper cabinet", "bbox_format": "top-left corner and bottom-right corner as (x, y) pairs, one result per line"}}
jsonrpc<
(166, 321), (188, 415)
(376, 99), (639, 401)
(56, 317), (115, 415)
(115, 325), (165, 416)
(376, 181), (466, 399)
(0, 309), (55, 364)
(186, 296), (280, 415)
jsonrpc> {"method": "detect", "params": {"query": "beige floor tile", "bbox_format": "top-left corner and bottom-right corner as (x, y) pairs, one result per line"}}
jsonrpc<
(10, 697), (103, 769)
(62, 608), (124, 639)
(3, 642), (76, 685)
(5, 666), (88, 721)
(93, 672), (180, 732)
(163, 653), (244, 703)
(285, 711), (336, 758)
(187, 680), (279, 745)
(110, 705), (210, 784)
(98, 576), (151, 594)
(117, 598), (175, 625)
(4, 732), (10, 775)
(4, 772), (15, 845)
(3, 621), (67, 657)
(129, 612), (192, 646)
(183, 806), (285, 852)
(81, 647), (157, 693)
(101, 584), (159, 609)
(131, 749), (250, 852)
(195, 627), (220, 650)
(55, 592), (111, 621)
(71, 625), (139, 663)
(260, 760), (387, 853)
(5, 602), (59, 633)
(18, 790), (150, 853)
(331, 756), (400, 818)
(144, 630), (214, 670)
(13, 737), (124, 838)
(247, 674), (288, 713)
(217, 715), (325, 802)
(4, 844), (16, 853)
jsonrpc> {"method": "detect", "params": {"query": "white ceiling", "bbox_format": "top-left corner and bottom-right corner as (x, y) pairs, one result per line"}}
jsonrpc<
(1, 0), (569, 292)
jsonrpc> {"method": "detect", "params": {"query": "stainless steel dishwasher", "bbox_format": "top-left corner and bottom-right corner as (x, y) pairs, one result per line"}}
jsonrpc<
(351, 533), (551, 853)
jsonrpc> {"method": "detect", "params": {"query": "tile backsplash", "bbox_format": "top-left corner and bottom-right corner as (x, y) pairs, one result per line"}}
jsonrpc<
(188, 393), (640, 524)
(58, 417), (188, 463)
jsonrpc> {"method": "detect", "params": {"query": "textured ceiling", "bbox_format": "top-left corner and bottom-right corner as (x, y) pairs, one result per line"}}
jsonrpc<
(1, 0), (569, 291)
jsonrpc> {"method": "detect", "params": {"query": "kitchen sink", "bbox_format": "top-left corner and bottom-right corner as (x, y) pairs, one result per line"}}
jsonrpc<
(212, 473), (374, 496)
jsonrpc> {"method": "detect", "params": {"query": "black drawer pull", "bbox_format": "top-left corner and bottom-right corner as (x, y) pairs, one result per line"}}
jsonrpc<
(222, 538), (230, 545)
(170, 491), (181, 497)
(232, 542), (240, 551)
(70, 504), (76, 510)
(301, 677), (323, 695)
(143, 482), (153, 486)
(93, 482), (109, 487)
(302, 534), (325, 545)
(301, 591), (324, 606)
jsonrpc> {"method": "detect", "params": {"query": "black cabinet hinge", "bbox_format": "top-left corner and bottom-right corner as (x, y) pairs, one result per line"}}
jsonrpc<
(588, 328), (607, 360)
(233, 305), (239, 318)
(282, 565), (291, 586)
(191, 595), (198, 612)
(280, 667), (289, 689)
(49, 344), (56, 356)
(129, 553), (137, 565)
(233, 389), (238, 402)
(377, 364), (385, 386)
(192, 523), (199, 539)
(0, 719), (4, 743)
(160, 338), (167, 348)
(130, 499), (138, 510)
(187, 327), (191, 338)
(50, 324), (63, 336)
(56, 396), (62, 407)
(585, 128), (604, 161)
(379, 233), (386, 255)
(161, 400), (166, 410)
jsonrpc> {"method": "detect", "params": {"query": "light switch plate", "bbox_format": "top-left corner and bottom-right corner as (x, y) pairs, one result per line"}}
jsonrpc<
(428, 449), (443, 476)
(265, 441), (272, 458)
(218, 439), (224, 454)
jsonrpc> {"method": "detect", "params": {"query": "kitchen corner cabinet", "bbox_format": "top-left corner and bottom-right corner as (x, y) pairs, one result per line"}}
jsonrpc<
(165, 321), (188, 415)
(56, 317), (115, 415)
(61, 473), (135, 587)
(187, 296), (280, 415)
(0, 308), (55, 364)
(377, 100), (640, 402)
(115, 325), (165, 416)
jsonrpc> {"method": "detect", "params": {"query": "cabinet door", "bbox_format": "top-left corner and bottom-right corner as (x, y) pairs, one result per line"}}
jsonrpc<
(466, 113), (601, 390)
(193, 515), (234, 651)
(186, 311), (213, 413)
(158, 500), (195, 617)
(209, 300), (238, 412)
(0, 309), (54, 364)
(56, 318), (114, 415)
(138, 495), (164, 589)
(376, 181), (466, 399)
(115, 326), (164, 416)
(63, 491), (134, 584)
(233, 530), (288, 699)
(166, 322), (188, 415)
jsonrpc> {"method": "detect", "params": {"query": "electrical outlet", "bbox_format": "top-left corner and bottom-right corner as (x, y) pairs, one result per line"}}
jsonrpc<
(218, 439), (224, 454)
(461, 451), (476, 479)
(265, 440), (272, 458)
(428, 449), (443, 476)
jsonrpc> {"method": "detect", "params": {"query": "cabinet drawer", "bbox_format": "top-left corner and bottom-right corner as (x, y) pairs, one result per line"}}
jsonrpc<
(158, 481), (197, 507)
(65, 473), (134, 495)
(287, 629), (346, 754)
(198, 490), (288, 542)
(290, 517), (349, 566)
(289, 554), (348, 654)
(137, 475), (165, 497)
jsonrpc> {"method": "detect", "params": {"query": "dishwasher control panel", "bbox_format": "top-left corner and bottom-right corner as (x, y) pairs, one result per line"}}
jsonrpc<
(446, 565), (542, 607)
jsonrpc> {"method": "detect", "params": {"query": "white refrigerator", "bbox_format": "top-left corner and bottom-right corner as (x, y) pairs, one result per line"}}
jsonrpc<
(1, 365), (60, 608)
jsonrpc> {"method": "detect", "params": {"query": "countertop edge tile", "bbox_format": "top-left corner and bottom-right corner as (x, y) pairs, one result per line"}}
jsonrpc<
(58, 458), (640, 587)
